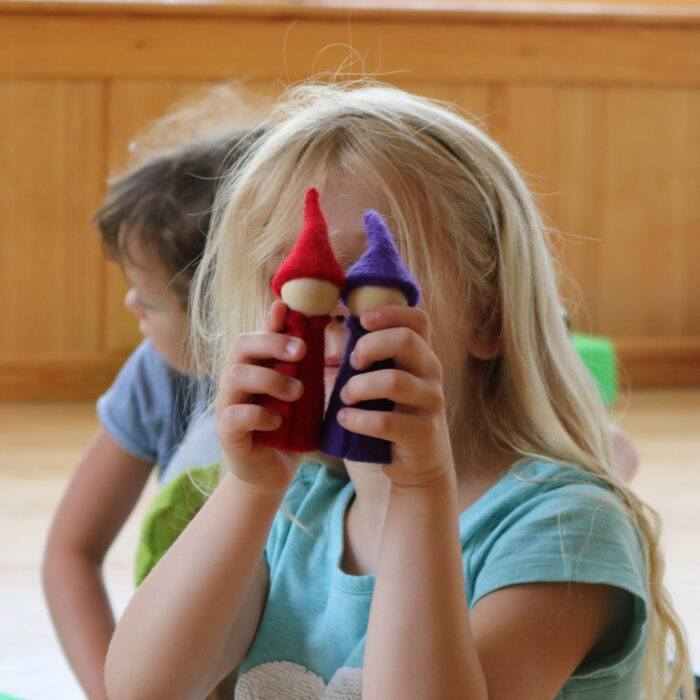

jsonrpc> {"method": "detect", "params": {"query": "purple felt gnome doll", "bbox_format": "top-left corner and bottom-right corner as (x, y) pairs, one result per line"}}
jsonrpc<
(319, 210), (420, 464)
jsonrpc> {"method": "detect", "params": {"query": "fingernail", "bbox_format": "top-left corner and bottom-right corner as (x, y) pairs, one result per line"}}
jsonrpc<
(286, 339), (300, 356)
(363, 309), (379, 327)
(339, 386), (348, 403)
(349, 350), (358, 368)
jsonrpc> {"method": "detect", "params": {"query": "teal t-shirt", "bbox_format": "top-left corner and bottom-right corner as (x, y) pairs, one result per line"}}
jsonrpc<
(236, 460), (649, 699)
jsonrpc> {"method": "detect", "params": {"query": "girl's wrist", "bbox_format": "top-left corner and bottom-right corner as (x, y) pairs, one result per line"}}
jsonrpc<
(387, 462), (456, 497)
(224, 466), (292, 503)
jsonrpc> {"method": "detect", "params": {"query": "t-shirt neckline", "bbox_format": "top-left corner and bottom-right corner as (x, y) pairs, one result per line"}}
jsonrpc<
(328, 478), (376, 594)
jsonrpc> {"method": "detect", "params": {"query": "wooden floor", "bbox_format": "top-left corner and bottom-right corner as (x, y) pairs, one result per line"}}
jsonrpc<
(0, 391), (698, 699)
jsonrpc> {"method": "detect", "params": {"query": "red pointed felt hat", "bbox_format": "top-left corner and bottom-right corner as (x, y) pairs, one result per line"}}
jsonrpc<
(271, 187), (346, 297)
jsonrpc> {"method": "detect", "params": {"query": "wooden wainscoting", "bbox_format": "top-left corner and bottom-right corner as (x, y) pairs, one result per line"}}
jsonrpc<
(1, 1), (699, 397)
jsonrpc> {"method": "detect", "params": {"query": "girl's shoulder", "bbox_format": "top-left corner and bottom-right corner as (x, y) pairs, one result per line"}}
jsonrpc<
(462, 456), (642, 553)
(462, 458), (650, 696)
(473, 457), (628, 516)
(461, 456), (648, 608)
(508, 455), (617, 486)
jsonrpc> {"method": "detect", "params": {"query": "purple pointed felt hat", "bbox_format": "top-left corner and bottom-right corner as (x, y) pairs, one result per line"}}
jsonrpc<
(342, 210), (421, 307)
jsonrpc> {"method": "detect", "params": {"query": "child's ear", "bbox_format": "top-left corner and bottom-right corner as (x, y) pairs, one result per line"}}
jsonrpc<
(467, 306), (502, 360)
(468, 329), (502, 360)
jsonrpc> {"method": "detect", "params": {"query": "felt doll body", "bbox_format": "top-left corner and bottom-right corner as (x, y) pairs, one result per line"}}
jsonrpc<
(320, 211), (420, 464)
(255, 309), (331, 452)
(321, 313), (397, 464)
(254, 187), (345, 452)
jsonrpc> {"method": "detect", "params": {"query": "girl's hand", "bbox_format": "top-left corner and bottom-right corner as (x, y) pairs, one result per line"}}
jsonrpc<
(337, 305), (454, 488)
(215, 300), (305, 495)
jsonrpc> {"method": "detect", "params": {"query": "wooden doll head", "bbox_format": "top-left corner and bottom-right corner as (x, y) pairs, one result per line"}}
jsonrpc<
(345, 286), (408, 317)
(281, 278), (341, 316)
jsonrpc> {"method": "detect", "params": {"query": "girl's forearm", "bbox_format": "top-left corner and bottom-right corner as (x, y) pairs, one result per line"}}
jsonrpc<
(105, 472), (284, 700)
(42, 552), (113, 700)
(363, 471), (487, 700)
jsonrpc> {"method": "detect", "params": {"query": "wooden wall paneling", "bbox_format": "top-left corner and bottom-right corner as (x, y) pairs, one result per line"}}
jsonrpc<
(547, 86), (608, 331)
(2, 13), (699, 86)
(164, 78), (274, 143)
(0, 80), (105, 357)
(674, 89), (700, 337)
(489, 85), (558, 199)
(62, 83), (108, 352)
(487, 84), (589, 315)
(0, 3), (698, 395)
(401, 82), (493, 124)
(597, 87), (696, 338)
(0, 354), (136, 400)
(106, 81), (202, 176)
(484, 85), (700, 337)
(453, 85), (499, 135)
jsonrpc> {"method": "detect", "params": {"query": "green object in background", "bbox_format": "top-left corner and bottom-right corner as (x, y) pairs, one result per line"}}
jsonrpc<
(134, 462), (221, 586)
(0, 693), (27, 700)
(571, 332), (619, 406)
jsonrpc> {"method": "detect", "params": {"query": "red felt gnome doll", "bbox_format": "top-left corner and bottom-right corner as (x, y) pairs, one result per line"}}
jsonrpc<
(254, 186), (346, 451)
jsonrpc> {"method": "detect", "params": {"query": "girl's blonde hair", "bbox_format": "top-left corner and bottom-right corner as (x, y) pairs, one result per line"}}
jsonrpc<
(191, 81), (692, 698)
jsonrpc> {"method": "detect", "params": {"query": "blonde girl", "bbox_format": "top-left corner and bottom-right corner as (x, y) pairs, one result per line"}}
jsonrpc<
(106, 82), (691, 699)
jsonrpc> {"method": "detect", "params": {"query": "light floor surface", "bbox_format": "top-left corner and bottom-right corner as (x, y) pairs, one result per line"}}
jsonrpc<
(0, 391), (698, 699)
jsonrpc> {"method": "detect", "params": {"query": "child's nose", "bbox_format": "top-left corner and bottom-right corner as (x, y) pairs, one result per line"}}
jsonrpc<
(124, 288), (142, 317)
(329, 299), (348, 325)
(325, 300), (349, 363)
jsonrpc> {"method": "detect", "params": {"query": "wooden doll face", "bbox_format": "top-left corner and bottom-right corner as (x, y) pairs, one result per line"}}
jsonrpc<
(345, 286), (408, 317)
(280, 278), (341, 316)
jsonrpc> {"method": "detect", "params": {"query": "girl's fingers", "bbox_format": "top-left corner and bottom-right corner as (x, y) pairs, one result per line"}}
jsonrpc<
(264, 299), (290, 333)
(225, 330), (306, 368)
(218, 404), (282, 448)
(336, 406), (444, 448)
(359, 305), (431, 342)
(221, 301), (304, 368)
(340, 369), (444, 413)
(216, 364), (303, 413)
(216, 304), (304, 416)
(215, 301), (304, 426)
(350, 326), (441, 379)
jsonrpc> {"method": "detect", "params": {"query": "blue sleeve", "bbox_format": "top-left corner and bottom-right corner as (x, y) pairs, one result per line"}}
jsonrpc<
(97, 340), (183, 465)
(471, 481), (649, 692)
(471, 483), (648, 606)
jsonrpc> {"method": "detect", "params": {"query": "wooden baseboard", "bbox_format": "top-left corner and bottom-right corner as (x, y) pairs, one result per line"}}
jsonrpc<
(0, 352), (131, 400)
(616, 337), (700, 388)
(0, 338), (698, 399)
